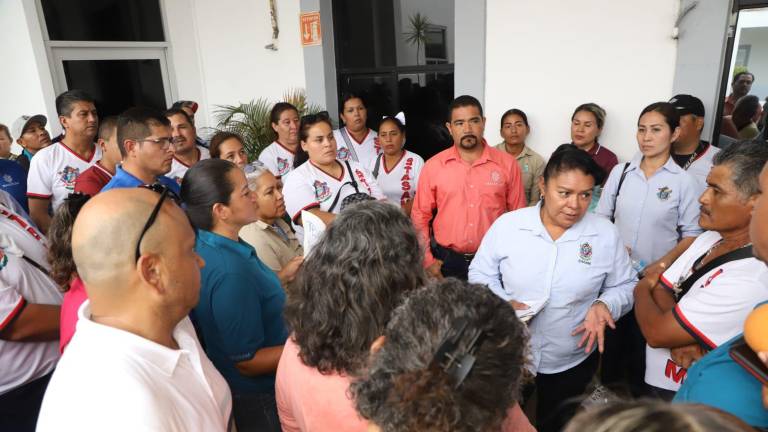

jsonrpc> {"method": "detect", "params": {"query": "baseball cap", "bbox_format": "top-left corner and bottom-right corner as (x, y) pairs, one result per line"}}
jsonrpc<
(669, 94), (705, 117)
(11, 114), (47, 140)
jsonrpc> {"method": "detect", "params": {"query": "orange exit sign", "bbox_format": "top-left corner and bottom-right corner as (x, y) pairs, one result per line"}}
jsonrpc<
(300, 12), (322, 46)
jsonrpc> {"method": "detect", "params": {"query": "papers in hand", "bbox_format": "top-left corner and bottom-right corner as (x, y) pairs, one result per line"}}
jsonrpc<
(301, 210), (326, 257)
(515, 298), (548, 322)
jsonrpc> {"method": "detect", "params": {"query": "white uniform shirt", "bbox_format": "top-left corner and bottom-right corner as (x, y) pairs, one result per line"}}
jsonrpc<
(0, 207), (61, 395)
(283, 160), (385, 224)
(333, 127), (379, 167)
(468, 206), (636, 374)
(168, 145), (210, 185)
(685, 142), (720, 197)
(258, 141), (297, 178)
(368, 150), (424, 206)
(26, 142), (102, 210)
(645, 230), (768, 391)
(596, 154), (702, 265)
(37, 304), (233, 432)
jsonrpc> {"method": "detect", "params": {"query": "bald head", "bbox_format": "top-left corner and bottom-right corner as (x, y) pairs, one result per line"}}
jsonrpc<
(72, 188), (189, 291)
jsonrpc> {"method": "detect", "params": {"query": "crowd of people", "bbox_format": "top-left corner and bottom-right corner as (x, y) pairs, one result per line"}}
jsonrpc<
(1, 81), (768, 432)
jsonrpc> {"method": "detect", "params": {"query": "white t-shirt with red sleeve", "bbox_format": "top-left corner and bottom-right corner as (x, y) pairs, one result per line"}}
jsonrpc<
(0, 206), (62, 395)
(368, 150), (425, 206)
(645, 230), (768, 391)
(333, 128), (379, 168)
(283, 159), (384, 225)
(167, 145), (210, 185)
(26, 142), (102, 210)
(258, 141), (297, 178)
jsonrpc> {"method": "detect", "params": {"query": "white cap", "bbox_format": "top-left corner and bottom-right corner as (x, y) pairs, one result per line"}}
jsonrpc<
(11, 114), (47, 140)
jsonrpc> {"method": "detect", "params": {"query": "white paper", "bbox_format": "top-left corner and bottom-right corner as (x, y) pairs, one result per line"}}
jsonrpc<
(515, 297), (548, 321)
(301, 210), (326, 257)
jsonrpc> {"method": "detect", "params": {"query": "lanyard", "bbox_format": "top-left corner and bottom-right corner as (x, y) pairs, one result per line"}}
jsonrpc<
(682, 142), (707, 171)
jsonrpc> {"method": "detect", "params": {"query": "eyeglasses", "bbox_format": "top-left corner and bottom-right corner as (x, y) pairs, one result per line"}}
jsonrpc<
(300, 111), (330, 123)
(138, 137), (175, 150)
(134, 183), (181, 262)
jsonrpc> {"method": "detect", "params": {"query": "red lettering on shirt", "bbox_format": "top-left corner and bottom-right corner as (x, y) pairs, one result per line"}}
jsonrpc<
(1, 208), (43, 242)
(664, 359), (687, 383)
(355, 169), (373, 194)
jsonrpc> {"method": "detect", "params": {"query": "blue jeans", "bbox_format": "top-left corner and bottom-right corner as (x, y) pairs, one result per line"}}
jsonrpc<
(232, 392), (281, 432)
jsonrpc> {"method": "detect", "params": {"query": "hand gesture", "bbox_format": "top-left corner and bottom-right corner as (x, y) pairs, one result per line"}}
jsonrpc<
(277, 256), (304, 285)
(670, 343), (705, 369)
(572, 302), (615, 353)
(426, 260), (444, 280)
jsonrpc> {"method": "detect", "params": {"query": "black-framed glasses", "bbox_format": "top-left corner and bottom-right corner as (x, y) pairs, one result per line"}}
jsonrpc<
(134, 183), (181, 262)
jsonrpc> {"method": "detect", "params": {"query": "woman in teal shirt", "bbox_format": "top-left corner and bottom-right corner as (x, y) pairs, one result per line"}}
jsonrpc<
(181, 158), (287, 432)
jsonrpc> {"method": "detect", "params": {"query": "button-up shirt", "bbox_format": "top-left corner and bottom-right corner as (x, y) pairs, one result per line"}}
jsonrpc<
(468, 205), (636, 374)
(495, 142), (546, 206)
(194, 229), (287, 395)
(239, 218), (303, 272)
(595, 154), (702, 265)
(411, 142), (526, 267)
(37, 303), (233, 431)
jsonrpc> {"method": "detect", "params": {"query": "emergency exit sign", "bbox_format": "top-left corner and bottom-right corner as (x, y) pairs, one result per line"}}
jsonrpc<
(300, 12), (322, 46)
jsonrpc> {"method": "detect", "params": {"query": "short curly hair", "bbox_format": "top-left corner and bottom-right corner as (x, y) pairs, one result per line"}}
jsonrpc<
(351, 279), (528, 432)
(284, 200), (426, 375)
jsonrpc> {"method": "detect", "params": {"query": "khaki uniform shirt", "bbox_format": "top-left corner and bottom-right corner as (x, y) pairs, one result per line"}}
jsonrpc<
(495, 142), (546, 206)
(239, 218), (303, 272)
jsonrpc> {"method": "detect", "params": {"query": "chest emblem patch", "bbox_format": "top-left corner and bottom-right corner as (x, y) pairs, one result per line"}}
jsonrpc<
(579, 242), (593, 265)
(58, 166), (80, 188)
(277, 157), (290, 175)
(657, 186), (672, 201)
(336, 147), (350, 161)
(314, 180), (331, 202)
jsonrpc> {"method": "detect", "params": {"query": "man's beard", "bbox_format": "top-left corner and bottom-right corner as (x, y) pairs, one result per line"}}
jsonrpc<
(459, 135), (478, 149)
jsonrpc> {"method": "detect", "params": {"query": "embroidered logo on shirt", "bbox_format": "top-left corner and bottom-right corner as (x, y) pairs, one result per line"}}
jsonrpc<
(337, 147), (350, 161)
(277, 157), (290, 175)
(579, 242), (593, 265)
(2, 174), (12, 183)
(313, 180), (331, 202)
(657, 186), (672, 201)
(58, 166), (80, 188)
(488, 170), (502, 185)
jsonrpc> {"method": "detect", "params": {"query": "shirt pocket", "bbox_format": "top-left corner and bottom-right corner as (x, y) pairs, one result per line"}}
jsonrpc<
(479, 183), (508, 214)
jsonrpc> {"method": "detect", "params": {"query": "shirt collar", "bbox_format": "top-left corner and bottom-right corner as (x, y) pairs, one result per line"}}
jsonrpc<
(197, 229), (256, 259)
(628, 153), (684, 174)
(518, 202), (598, 241)
(22, 149), (34, 160)
(442, 139), (492, 166)
(77, 300), (192, 376)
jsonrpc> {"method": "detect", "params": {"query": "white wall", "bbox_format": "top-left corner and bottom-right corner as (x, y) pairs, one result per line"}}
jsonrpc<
(485, 0), (679, 162)
(0, 0), (58, 152)
(165, 0), (307, 130)
(738, 27), (768, 102)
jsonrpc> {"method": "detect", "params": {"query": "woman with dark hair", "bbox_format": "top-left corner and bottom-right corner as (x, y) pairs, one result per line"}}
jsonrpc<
(595, 102), (702, 398)
(275, 201), (426, 432)
(496, 108), (546, 205)
(181, 158), (287, 432)
(47, 193), (91, 352)
(369, 114), (424, 214)
(282, 112), (383, 228)
(569, 103), (618, 179)
(733, 95), (761, 140)
(333, 93), (379, 166)
(209, 131), (248, 169)
(351, 278), (534, 432)
(258, 102), (301, 177)
(469, 145), (636, 432)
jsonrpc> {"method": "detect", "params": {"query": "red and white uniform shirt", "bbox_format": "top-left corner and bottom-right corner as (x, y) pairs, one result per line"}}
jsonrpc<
(0, 206), (62, 395)
(645, 230), (768, 391)
(27, 142), (102, 210)
(258, 141), (296, 178)
(368, 150), (424, 206)
(167, 145), (210, 185)
(283, 159), (384, 225)
(333, 127), (379, 168)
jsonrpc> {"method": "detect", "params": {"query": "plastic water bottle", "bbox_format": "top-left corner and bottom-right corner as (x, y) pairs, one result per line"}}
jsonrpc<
(631, 257), (646, 276)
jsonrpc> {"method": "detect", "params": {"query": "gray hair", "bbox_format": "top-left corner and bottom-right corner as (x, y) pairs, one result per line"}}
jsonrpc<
(712, 139), (768, 200)
(284, 200), (427, 375)
(351, 279), (528, 432)
(244, 161), (271, 190)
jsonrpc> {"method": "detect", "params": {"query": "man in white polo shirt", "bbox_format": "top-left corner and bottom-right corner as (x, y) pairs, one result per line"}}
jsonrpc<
(165, 108), (210, 185)
(37, 187), (232, 431)
(27, 90), (101, 232)
(0, 203), (62, 432)
(634, 141), (768, 398)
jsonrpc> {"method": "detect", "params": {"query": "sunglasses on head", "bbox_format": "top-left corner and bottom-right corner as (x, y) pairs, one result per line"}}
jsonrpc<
(134, 183), (181, 262)
(300, 111), (330, 123)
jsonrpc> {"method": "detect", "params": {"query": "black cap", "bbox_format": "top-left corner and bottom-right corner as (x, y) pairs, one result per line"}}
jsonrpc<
(669, 94), (705, 117)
